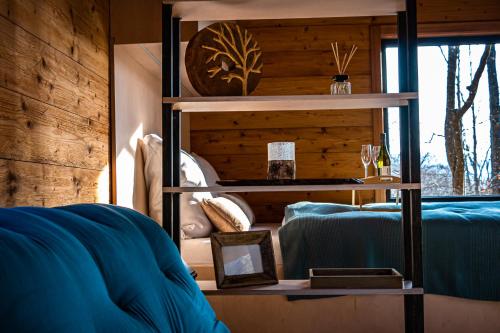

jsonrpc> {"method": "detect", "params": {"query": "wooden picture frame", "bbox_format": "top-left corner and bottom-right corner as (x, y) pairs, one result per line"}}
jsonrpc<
(210, 231), (278, 289)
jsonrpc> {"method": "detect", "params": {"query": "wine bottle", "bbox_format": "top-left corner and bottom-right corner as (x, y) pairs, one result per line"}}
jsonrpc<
(377, 133), (391, 176)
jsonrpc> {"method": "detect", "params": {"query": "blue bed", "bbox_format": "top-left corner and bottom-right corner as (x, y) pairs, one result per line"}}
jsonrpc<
(279, 201), (500, 301)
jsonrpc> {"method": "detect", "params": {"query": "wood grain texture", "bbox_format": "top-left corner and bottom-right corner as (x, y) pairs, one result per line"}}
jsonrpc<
(416, 0), (500, 23)
(191, 126), (372, 155)
(0, 158), (105, 207)
(377, 0), (500, 39)
(185, 22), (263, 96)
(0, 0), (109, 207)
(260, 49), (370, 78)
(204, 152), (365, 180)
(0, 15), (109, 125)
(169, 93), (414, 112)
(254, 75), (371, 95)
(191, 109), (373, 130)
(0, 87), (108, 170)
(248, 25), (370, 52)
(0, 0), (109, 79)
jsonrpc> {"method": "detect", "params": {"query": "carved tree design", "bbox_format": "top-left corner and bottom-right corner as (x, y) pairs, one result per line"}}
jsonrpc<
(202, 23), (262, 96)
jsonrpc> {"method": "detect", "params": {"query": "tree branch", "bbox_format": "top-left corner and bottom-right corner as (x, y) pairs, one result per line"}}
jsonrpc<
(439, 46), (448, 64)
(457, 45), (492, 118)
(221, 72), (244, 83)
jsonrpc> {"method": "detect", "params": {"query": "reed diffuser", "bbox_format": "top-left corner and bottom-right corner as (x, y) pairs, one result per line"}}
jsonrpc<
(330, 42), (358, 95)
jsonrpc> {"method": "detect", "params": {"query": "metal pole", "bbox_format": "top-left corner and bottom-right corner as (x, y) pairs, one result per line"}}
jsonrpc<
(172, 17), (182, 249)
(397, 11), (413, 284)
(402, 0), (424, 331)
(162, 4), (174, 240)
(407, 0), (424, 330)
(406, 0), (423, 287)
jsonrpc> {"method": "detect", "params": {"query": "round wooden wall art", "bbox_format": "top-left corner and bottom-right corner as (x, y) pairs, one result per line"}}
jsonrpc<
(185, 22), (263, 96)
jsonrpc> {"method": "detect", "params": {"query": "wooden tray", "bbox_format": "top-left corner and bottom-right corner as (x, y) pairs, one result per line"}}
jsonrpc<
(216, 178), (362, 186)
(362, 176), (401, 184)
(309, 268), (403, 289)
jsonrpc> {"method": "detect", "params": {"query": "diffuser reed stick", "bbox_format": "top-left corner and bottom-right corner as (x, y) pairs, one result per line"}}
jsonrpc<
(330, 42), (358, 74)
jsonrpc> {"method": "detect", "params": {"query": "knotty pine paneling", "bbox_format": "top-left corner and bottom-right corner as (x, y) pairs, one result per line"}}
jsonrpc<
(250, 25), (370, 53)
(259, 50), (370, 78)
(191, 109), (373, 130)
(191, 126), (372, 155)
(255, 75), (372, 96)
(0, 0), (109, 207)
(190, 18), (375, 223)
(206, 152), (365, 180)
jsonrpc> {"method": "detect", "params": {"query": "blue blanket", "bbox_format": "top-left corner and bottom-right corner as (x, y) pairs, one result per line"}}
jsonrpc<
(0, 204), (228, 333)
(280, 201), (500, 301)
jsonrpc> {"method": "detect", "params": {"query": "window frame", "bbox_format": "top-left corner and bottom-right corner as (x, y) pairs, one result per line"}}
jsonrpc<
(381, 35), (500, 202)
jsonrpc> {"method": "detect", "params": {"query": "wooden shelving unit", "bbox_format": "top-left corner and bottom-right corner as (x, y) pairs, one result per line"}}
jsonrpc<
(198, 280), (423, 296)
(161, 1), (423, 332)
(163, 183), (421, 193)
(163, 93), (418, 112)
(168, 0), (406, 21)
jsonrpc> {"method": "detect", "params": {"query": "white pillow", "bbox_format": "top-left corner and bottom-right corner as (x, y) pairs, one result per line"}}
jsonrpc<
(192, 153), (220, 186)
(141, 134), (213, 239)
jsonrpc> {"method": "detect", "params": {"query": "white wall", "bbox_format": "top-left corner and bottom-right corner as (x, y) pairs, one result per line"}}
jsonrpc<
(114, 43), (192, 208)
(114, 44), (162, 208)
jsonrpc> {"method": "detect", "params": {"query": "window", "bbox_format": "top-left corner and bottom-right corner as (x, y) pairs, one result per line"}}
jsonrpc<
(383, 38), (500, 198)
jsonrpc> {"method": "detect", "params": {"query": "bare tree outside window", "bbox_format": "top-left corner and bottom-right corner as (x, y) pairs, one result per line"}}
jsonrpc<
(444, 45), (491, 195)
(487, 45), (500, 194)
(384, 42), (500, 197)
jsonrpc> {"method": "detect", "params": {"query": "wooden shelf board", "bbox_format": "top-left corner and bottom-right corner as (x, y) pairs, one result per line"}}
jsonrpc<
(162, 93), (418, 112)
(167, 0), (405, 21)
(163, 183), (421, 193)
(198, 280), (423, 296)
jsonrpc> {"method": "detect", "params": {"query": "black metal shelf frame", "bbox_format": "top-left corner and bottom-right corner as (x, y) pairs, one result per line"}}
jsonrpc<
(160, 1), (423, 332)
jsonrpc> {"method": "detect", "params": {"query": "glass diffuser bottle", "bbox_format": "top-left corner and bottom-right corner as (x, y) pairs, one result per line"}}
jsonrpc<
(330, 74), (352, 95)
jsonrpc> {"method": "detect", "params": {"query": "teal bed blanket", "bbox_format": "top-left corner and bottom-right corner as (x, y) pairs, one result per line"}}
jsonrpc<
(280, 201), (500, 301)
(0, 204), (228, 332)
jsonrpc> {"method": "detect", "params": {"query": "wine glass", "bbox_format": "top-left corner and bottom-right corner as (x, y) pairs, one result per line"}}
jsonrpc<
(371, 145), (381, 170)
(361, 144), (372, 179)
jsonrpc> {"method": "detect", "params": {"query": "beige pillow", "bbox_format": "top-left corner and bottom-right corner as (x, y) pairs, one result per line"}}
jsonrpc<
(201, 197), (251, 232)
(218, 193), (256, 225)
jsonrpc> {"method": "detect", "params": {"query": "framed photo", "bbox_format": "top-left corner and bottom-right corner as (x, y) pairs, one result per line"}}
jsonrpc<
(210, 230), (278, 289)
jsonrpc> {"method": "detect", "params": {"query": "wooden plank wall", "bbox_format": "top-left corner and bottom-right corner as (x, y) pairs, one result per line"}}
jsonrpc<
(190, 18), (379, 223)
(0, 0), (110, 207)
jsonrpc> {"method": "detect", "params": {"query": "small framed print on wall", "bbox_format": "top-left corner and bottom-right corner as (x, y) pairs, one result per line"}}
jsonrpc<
(210, 230), (278, 289)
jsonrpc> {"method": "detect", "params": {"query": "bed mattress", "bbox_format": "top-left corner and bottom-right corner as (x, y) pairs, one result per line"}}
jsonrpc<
(181, 223), (282, 267)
